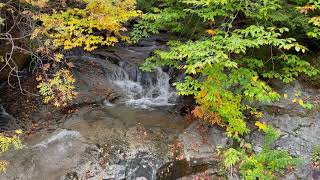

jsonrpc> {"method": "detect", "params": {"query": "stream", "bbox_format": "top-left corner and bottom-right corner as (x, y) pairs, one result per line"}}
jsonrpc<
(0, 50), (204, 180)
(0, 37), (319, 179)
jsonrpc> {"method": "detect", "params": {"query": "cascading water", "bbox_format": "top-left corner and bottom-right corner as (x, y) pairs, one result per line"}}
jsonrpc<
(109, 61), (177, 108)
(0, 105), (9, 117)
(65, 53), (178, 108)
(0, 105), (18, 130)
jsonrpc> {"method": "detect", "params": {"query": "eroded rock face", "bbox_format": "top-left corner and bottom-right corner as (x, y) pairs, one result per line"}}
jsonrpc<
(248, 81), (320, 179)
(178, 122), (229, 163)
(59, 105), (187, 180)
(163, 81), (320, 179)
(0, 104), (190, 180)
(0, 129), (88, 180)
(155, 122), (230, 180)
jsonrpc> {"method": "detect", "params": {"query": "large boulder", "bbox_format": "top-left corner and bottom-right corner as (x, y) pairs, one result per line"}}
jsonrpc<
(155, 122), (230, 180)
(0, 129), (89, 180)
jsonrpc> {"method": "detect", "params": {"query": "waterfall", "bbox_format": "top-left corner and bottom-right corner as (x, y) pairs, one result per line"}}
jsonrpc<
(66, 54), (177, 108)
(0, 105), (17, 130)
(109, 61), (177, 108)
(0, 105), (9, 116)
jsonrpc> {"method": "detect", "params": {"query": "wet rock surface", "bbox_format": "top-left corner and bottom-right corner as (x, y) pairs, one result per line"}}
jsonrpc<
(0, 129), (88, 180)
(0, 104), (190, 180)
(161, 122), (229, 180)
(60, 105), (187, 180)
(66, 35), (167, 106)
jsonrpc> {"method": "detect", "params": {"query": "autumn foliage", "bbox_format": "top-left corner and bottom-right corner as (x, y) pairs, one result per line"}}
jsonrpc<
(0, 0), (139, 107)
(32, 0), (139, 51)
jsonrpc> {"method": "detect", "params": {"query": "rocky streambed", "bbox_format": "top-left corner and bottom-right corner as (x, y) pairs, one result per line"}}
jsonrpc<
(0, 105), (187, 179)
(0, 36), (319, 180)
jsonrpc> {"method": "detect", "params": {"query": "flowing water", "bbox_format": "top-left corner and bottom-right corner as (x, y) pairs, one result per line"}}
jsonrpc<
(0, 56), (194, 180)
(0, 105), (18, 130)
(109, 61), (177, 108)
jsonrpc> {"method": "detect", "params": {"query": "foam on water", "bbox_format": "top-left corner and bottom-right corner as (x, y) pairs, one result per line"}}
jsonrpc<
(34, 129), (80, 148)
(111, 67), (177, 108)
(0, 105), (9, 116)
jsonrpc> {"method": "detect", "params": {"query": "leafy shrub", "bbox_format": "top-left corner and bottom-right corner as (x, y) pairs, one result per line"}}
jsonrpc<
(37, 69), (77, 107)
(135, 0), (316, 139)
(298, 0), (320, 39)
(0, 130), (23, 172)
(32, 0), (139, 51)
(0, 0), (139, 106)
(224, 123), (302, 179)
(239, 149), (302, 180)
(311, 145), (320, 166)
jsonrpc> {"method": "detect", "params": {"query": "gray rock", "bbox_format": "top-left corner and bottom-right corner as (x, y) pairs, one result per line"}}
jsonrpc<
(126, 156), (161, 180)
(179, 122), (229, 163)
(0, 129), (89, 180)
(249, 81), (320, 179)
(59, 105), (187, 180)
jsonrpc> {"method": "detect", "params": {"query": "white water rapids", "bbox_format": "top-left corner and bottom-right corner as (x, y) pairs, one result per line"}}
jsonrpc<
(110, 62), (177, 108)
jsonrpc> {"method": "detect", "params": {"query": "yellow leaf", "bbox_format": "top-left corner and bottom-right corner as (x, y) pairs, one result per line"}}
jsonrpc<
(54, 53), (64, 62)
(54, 101), (60, 107)
(15, 129), (23, 135)
(299, 99), (304, 106)
(283, 94), (288, 99)
(206, 29), (217, 36)
(255, 112), (263, 118)
(255, 121), (267, 132)
(0, 3), (5, 9)
(292, 98), (297, 103)
(252, 76), (258, 82)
